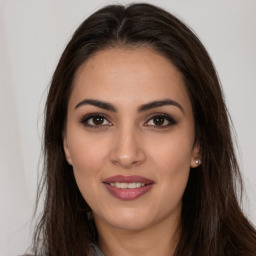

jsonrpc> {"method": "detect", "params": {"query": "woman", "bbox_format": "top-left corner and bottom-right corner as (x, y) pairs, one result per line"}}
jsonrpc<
(31, 3), (256, 256)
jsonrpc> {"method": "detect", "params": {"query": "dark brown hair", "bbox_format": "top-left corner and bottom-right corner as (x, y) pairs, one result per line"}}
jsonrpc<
(33, 3), (256, 256)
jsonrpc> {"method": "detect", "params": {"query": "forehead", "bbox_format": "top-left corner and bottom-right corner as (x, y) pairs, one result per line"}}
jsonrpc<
(70, 47), (191, 111)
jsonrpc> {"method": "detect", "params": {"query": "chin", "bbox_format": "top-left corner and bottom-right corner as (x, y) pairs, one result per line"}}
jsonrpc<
(109, 217), (152, 231)
(96, 208), (154, 231)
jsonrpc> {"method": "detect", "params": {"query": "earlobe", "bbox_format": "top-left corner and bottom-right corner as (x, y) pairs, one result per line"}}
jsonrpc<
(190, 156), (202, 168)
(63, 135), (73, 166)
(190, 142), (201, 168)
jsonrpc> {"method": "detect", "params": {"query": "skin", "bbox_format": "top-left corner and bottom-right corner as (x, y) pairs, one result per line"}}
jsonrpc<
(63, 47), (201, 256)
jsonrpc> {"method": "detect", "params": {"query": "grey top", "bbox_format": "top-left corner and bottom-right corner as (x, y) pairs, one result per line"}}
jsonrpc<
(91, 244), (105, 256)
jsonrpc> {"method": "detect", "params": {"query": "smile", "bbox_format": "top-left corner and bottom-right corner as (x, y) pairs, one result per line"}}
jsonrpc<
(109, 182), (146, 189)
(103, 175), (154, 200)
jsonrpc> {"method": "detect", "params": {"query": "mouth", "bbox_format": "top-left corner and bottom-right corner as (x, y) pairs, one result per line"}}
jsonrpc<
(103, 175), (154, 200)
(108, 182), (147, 189)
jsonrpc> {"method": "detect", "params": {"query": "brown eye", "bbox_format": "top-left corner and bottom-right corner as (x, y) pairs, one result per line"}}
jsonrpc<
(145, 114), (176, 128)
(80, 114), (112, 128)
(152, 116), (165, 126)
(91, 116), (105, 125)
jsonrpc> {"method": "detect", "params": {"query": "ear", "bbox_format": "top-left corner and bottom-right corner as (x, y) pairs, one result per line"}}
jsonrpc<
(190, 141), (201, 168)
(63, 132), (73, 166)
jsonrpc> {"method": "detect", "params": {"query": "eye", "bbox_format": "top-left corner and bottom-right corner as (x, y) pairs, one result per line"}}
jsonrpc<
(80, 114), (112, 128)
(145, 114), (176, 128)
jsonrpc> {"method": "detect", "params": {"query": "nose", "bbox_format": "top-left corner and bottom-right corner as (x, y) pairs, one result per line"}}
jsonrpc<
(109, 126), (146, 169)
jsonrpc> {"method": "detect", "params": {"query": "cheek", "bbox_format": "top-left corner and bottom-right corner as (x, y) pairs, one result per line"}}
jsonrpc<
(68, 129), (108, 170)
(67, 132), (109, 195)
(70, 144), (106, 209)
(148, 131), (192, 196)
(156, 148), (190, 194)
(149, 129), (193, 170)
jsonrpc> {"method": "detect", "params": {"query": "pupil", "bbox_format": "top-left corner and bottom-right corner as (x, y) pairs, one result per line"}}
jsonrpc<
(93, 116), (104, 125)
(154, 116), (164, 125)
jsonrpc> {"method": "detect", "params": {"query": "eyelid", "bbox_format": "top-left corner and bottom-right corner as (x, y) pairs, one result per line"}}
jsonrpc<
(80, 113), (113, 128)
(144, 113), (177, 128)
(80, 112), (176, 129)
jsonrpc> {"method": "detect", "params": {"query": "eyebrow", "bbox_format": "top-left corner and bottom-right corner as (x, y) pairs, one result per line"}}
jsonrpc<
(138, 99), (184, 113)
(75, 99), (116, 111)
(74, 99), (184, 113)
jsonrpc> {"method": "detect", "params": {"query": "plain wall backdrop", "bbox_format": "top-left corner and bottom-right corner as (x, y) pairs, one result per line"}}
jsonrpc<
(0, 0), (255, 255)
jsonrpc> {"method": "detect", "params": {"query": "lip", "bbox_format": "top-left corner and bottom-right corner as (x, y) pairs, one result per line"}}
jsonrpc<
(103, 175), (154, 200)
(103, 175), (154, 184)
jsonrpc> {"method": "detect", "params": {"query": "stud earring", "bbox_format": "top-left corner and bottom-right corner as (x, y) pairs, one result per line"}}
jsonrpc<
(195, 159), (201, 165)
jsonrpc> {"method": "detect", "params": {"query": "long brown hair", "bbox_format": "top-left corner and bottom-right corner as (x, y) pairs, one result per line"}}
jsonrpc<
(33, 3), (256, 256)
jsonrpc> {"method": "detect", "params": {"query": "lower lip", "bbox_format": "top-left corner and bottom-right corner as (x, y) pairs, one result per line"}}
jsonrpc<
(104, 183), (153, 200)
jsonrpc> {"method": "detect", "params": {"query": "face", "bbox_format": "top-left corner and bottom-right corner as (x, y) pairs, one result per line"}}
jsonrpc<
(63, 47), (200, 233)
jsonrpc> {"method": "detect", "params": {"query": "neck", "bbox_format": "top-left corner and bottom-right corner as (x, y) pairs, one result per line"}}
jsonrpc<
(95, 214), (181, 256)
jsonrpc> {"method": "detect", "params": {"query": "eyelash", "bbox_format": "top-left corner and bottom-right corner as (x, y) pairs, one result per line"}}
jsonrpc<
(80, 113), (177, 129)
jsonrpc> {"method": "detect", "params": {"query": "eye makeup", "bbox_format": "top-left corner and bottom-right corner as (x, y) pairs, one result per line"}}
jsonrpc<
(144, 113), (177, 129)
(79, 112), (177, 129)
(80, 113), (112, 129)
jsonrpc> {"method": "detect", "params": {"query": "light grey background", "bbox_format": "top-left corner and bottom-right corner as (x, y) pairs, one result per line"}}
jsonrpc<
(0, 0), (255, 255)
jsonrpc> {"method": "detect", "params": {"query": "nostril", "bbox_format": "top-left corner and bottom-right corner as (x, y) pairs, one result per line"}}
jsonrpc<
(109, 137), (146, 168)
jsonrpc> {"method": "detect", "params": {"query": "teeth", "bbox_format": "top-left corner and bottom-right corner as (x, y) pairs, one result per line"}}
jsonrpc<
(110, 182), (146, 189)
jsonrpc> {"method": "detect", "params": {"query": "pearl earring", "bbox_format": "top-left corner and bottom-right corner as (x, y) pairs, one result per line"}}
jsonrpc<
(195, 159), (201, 165)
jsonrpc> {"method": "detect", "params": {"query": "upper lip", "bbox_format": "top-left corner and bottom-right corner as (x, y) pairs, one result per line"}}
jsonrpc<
(103, 175), (154, 184)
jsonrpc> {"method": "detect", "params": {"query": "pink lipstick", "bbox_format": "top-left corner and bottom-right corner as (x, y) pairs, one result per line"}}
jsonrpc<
(103, 175), (154, 200)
